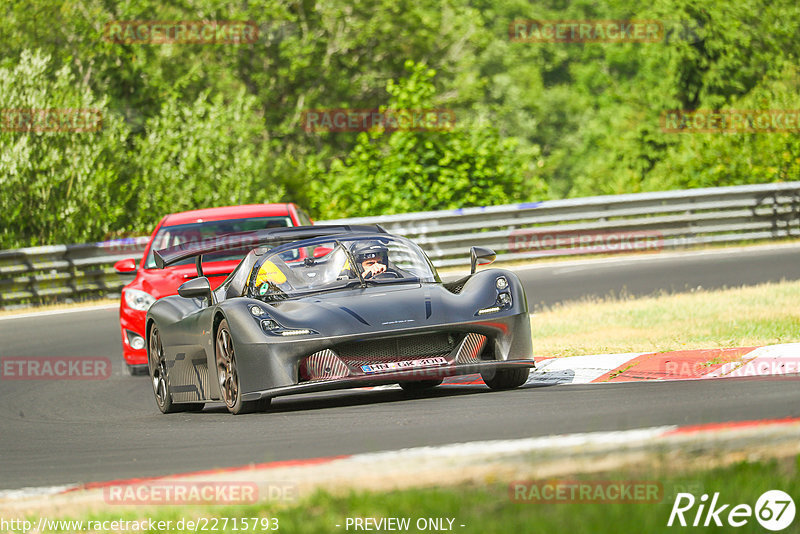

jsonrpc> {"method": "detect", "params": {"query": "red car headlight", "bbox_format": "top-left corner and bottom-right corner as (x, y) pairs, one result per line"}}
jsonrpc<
(124, 289), (156, 311)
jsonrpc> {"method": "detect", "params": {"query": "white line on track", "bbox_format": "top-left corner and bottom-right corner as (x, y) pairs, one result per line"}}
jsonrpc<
(5, 419), (800, 502)
(0, 485), (77, 501)
(0, 427), (675, 500)
(0, 303), (119, 321)
(348, 426), (677, 464)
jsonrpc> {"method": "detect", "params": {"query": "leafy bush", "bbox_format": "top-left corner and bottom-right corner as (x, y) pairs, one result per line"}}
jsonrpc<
(129, 90), (283, 232)
(308, 61), (548, 218)
(0, 50), (130, 247)
(2, 0), (800, 247)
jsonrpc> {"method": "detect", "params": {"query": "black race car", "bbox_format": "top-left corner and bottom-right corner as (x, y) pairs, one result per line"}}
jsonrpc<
(146, 225), (535, 414)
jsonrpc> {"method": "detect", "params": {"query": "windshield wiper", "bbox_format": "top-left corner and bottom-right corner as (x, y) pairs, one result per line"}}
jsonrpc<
(338, 240), (365, 289)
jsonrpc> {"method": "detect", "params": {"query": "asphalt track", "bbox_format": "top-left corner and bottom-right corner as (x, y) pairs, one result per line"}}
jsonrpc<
(1, 244), (800, 490)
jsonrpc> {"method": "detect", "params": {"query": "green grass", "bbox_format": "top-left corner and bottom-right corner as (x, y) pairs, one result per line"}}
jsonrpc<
(530, 280), (800, 357)
(25, 458), (800, 533)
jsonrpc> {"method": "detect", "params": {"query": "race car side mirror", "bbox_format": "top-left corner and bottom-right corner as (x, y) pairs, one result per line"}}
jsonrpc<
(178, 276), (213, 303)
(470, 246), (496, 274)
(313, 246), (333, 258)
(114, 258), (137, 273)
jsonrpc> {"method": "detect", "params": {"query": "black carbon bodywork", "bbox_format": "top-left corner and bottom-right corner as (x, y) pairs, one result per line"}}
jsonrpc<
(146, 230), (535, 406)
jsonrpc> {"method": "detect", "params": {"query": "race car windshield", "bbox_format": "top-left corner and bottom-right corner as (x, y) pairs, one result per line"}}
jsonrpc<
(248, 236), (437, 300)
(144, 216), (292, 269)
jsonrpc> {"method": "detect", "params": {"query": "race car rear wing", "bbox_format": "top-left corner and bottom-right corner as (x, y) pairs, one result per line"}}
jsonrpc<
(153, 224), (387, 274)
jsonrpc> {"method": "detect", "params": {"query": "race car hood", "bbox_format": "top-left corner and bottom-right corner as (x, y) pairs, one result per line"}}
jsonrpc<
(263, 281), (498, 337)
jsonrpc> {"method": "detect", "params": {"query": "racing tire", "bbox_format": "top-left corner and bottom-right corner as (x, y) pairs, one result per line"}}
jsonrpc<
(216, 319), (271, 415)
(148, 323), (197, 413)
(481, 367), (530, 390)
(399, 379), (443, 392)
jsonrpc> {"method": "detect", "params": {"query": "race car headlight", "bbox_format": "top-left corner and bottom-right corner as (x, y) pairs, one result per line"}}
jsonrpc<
(279, 329), (314, 336)
(124, 289), (156, 311)
(476, 291), (512, 316)
(260, 319), (316, 336)
(496, 276), (508, 290)
(261, 319), (280, 331)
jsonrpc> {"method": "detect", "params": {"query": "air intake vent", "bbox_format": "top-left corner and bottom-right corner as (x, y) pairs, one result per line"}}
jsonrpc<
(300, 349), (349, 381)
(455, 333), (487, 363)
(443, 276), (469, 294)
(336, 333), (456, 361)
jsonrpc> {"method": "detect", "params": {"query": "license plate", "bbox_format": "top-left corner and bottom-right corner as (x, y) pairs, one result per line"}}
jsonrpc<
(361, 356), (448, 374)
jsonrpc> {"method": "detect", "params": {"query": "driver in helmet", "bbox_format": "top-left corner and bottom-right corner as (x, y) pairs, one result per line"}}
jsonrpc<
(352, 242), (393, 279)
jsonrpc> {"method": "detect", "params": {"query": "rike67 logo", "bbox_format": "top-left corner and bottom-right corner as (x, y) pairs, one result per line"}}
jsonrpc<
(668, 490), (795, 531)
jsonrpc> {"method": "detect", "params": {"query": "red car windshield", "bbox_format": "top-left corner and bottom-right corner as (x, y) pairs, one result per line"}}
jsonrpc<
(144, 216), (292, 268)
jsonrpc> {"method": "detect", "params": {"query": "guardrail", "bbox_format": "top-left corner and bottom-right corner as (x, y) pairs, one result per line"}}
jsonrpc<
(2, 182), (799, 307)
(324, 182), (800, 267)
(0, 237), (150, 307)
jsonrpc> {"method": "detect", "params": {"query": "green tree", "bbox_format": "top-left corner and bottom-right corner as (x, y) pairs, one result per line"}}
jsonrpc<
(129, 90), (284, 231)
(3, 0), (800, 248)
(0, 50), (130, 247)
(308, 61), (547, 218)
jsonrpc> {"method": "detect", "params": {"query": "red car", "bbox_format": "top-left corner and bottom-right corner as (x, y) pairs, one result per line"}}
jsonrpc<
(114, 203), (312, 374)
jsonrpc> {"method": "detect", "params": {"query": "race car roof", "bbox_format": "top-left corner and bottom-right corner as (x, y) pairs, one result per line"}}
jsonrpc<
(153, 224), (387, 269)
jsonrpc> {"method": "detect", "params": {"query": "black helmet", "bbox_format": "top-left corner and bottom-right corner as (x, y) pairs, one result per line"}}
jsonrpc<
(352, 241), (389, 265)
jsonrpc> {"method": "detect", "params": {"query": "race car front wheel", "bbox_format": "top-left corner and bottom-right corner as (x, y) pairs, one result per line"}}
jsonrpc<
(216, 319), (271, 415)
(481, 367), (530, 390)
(148, 324), (203, 413)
